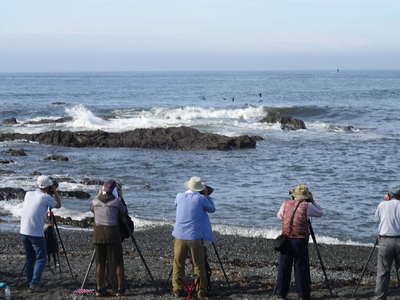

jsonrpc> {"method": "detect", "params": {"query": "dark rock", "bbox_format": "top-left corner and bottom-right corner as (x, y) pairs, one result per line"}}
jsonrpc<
(0, 169), (16, 175)
(3, 148), (27, 156)
(0, 160), (14, 164)
(0, 187), (26, 201)
(31, 171), (42, 176)
(0, 127), (260, 150)
(59, 190), (91, 199)
(99, 115), (115, 120)
(53, 215), (94, 228)
(51, 176), (76, 183)
(259, 112), (306, 130)
(2, 117), (17, 124)
(25, 116), (72, 125)
(44, 154), (69, 161)
(80, 178), (104, 186)
(51, 102), (66, 105)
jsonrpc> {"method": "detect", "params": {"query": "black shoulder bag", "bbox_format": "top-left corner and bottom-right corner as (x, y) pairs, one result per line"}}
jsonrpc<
(118, 197), (134, 242)
(273, 200), (304, 252)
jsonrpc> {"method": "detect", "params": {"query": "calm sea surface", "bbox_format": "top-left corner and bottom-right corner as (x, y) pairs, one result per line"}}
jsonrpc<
(1, 71), (400, 244)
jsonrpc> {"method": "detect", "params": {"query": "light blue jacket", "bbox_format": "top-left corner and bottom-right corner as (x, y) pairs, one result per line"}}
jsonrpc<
(172, 191), (216, 242)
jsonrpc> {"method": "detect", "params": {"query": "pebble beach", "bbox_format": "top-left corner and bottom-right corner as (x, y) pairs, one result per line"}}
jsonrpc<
(1, 225), (399, 299)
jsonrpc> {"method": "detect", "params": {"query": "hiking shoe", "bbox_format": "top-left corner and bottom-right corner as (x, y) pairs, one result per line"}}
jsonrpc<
(29, 284), (47, 293)
(173, 290), (186, 299)
(95, 289), (109, 297)
(114, 288), (125, 297)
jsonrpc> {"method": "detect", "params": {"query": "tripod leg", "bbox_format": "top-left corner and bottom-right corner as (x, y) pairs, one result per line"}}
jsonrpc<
(211, 242), (230, 285)
(52, 215), (75, 279)
(130, 235), (158, 291)
(351, 237), (378, 298)
(309, 222), (334, 297)
(81, 249), (96, 289)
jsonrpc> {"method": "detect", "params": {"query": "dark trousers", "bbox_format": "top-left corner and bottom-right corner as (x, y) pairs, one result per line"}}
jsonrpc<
(275, 237), (311, 298)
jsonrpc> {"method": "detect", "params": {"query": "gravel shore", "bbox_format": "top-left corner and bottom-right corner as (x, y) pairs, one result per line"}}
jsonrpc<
(0, 225), (399, 299)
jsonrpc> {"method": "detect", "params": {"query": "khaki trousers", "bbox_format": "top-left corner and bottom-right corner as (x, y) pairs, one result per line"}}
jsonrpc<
(172, 238), (207, 295)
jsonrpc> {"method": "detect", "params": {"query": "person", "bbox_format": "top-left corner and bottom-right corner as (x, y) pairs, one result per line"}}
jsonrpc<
(275, 184), (323, 300)
(91, 180), (126, 297)
(20, 175), (61, 292)
(172, 176), (216, 299)
(375, 186), (400, 300)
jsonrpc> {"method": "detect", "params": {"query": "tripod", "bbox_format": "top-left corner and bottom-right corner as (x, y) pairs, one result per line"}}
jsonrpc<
(49, 210), (75, 279)
(80, 233), (158, 292)
(308, 221), (334, 297)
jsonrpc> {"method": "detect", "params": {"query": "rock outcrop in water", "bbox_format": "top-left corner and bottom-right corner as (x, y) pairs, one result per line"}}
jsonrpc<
(44, 154), (69, 161)
(3, 148), (27, 156)
(0, 188), (26, 201)
(0, 127), (260, 150)
(259, 112), (306, 130)
(25, 116), (73, 125)
(2, 117), (18, 124)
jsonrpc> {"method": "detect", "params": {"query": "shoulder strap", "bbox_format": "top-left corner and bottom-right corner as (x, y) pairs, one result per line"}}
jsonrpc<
(288, 200), (304, 234)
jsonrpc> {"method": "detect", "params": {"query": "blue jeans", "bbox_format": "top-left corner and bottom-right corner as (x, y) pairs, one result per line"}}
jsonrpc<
(21, 235), (47, 285)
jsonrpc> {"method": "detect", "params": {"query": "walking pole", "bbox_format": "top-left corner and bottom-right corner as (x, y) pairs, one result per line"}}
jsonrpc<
(211, 242), (230, 285)
(130, 234), (158, 291)
(50, 210), (75, 279)
(80, 249), (96, 289)
(308, 221), (333, 297)
(351, 237), (378, 298)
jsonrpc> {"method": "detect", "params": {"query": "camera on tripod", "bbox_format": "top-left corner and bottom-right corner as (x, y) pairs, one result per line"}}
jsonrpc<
(48, 180), (59, 196)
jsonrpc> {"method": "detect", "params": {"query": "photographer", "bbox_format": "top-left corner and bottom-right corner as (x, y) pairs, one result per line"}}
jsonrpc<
(274, 184), (323, 300)
(172, 176), (215, 299)
(375, 186), (400, 300)
(20, 175), (61, 292)
(91, 180), (126, 297)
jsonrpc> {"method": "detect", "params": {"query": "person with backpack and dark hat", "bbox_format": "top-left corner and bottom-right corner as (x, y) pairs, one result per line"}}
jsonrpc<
(375, 186), (400, 300)
(91, 180), (127, 297)
(172, 176), (216, 299)
(274, 184), (323, 300)
(20, 175), (61, 292)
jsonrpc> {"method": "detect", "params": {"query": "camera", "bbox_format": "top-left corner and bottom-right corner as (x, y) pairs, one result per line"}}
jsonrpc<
(200, 185), (214, 196)
(48, 180), (59, 195)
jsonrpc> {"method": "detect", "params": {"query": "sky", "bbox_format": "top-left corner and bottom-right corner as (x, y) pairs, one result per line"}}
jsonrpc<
(1, 0), (400, 72)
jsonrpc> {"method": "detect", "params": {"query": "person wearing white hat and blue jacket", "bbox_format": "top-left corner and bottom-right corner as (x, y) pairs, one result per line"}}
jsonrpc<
(172, 176), (216, 299)
(20, 175), (61, 292)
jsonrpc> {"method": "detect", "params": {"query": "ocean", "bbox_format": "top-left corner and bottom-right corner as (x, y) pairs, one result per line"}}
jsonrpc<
(1, 70), (400, 244)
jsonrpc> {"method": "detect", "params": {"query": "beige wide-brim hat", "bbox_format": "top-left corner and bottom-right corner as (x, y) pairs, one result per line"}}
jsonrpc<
(291, 184), (313, 200)
(184, 176), (205, 192)
(37, 175), (54, 189)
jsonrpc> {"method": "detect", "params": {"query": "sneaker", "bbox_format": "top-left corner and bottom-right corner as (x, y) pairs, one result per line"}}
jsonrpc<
(95, 289), (109, 297)
(29, 284), (47, 293)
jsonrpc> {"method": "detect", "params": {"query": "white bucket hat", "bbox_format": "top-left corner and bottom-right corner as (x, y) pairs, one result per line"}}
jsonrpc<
(185, 176), (205, 192)
(37, 175), (54, 189)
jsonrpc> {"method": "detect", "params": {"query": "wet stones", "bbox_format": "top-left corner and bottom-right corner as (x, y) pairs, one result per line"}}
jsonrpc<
(0, 170), (16, 175)
(259, 112), (306, 130)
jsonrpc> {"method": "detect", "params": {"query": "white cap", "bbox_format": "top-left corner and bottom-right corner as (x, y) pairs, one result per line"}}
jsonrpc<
(37, 175), (54, 189)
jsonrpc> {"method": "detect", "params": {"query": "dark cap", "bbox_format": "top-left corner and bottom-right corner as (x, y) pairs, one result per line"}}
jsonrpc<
(103, 180), (117, 193)
(389, 185), (400, 199)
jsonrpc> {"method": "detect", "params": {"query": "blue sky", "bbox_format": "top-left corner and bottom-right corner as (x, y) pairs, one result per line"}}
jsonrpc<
(1, 0), (399, 71)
